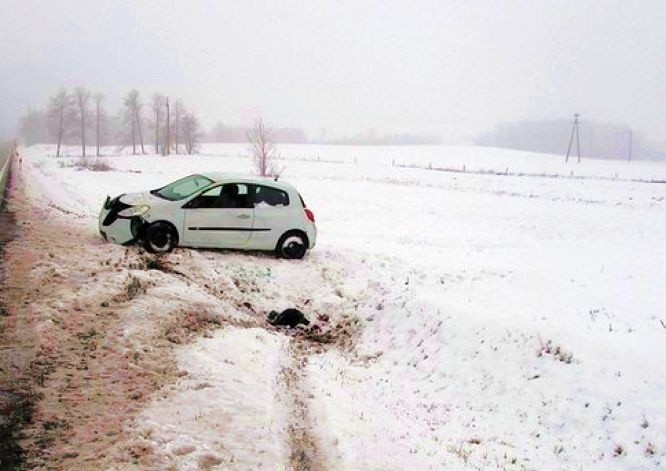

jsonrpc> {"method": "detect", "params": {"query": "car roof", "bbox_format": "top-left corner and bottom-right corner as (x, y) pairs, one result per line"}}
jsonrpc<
(199, 172), (296, 192)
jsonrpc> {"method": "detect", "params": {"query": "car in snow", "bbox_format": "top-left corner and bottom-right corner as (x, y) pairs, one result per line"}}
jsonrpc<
(98, 173), (317, 259)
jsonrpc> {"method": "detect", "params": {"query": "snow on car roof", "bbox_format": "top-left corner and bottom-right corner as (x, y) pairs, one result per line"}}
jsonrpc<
(200, 172), (295, 190)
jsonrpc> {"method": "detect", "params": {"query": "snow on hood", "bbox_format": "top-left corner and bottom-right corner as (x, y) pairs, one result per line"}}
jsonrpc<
(119, 191), (161, 206)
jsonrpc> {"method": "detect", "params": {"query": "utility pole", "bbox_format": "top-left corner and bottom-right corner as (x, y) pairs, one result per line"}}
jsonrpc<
(165, 98), (170, 156)
(565, 113), (581, 163)
(96, 99), (101, 157)
(627, 128), (632, 162)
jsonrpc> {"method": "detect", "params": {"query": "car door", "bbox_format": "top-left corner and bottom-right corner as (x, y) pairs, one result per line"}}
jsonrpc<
(248, 184), (291, 250)
(182, 183), (254, 248)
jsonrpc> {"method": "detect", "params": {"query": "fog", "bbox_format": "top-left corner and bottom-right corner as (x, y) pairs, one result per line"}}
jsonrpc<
(1, 0), (665, 145)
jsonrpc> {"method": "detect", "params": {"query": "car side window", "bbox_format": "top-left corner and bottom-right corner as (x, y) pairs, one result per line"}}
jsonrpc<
(184, 185), (221, 208)
(185, 184), (250, 209)
(253, 185), (290, 208)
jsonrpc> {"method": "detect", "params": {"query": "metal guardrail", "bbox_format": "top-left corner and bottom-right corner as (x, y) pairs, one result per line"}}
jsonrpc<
(0, 149), (12, 209)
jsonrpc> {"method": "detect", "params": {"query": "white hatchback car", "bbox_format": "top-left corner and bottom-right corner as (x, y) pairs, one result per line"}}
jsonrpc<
(98, 173), (317, 259)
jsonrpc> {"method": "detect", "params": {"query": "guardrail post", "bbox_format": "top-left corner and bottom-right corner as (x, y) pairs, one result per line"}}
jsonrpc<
(0, 144), (14, 210)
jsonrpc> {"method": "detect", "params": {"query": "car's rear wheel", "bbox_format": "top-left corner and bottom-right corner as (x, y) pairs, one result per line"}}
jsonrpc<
(144, 222), (177, 253)
(276, 231), (308, 259)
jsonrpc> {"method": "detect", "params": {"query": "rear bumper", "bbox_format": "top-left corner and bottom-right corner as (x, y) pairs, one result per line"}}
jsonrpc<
(306, 224), (317, 249)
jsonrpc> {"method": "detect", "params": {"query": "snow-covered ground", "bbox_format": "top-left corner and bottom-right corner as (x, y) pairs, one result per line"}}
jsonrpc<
(17, 144), (666, 469)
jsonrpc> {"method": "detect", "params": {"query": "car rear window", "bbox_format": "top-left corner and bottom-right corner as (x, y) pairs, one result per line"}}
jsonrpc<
(252, 185), (289, 207)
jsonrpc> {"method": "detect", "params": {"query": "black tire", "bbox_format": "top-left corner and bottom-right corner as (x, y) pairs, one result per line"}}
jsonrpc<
(144, 222), (177, 253)
(276, 231), (308, 259)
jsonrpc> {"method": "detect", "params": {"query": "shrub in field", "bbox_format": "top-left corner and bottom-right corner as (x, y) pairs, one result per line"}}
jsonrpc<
(537, 339), (574, 363)
(63, 156), (114, 171)
(88, 158), (113, 172)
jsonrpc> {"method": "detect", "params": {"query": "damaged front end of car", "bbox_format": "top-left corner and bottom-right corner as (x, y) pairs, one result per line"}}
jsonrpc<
(98, 194), (149, 245)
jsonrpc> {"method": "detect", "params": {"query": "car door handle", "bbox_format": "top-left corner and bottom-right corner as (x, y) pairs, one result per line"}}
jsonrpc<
(236, 214), (251, 219)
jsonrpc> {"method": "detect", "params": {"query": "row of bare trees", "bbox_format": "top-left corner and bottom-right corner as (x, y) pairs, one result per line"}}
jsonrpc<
(43, 87), (200, 158)
(27, 89), (278, 178)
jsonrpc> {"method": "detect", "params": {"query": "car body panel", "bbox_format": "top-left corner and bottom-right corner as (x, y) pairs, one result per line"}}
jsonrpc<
(183, 207), (255, 247)
(98, 208), (135, 244)
(120, 191), (157, 206)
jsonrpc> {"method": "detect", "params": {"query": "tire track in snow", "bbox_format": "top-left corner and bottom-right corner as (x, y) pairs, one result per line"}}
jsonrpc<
(133, 250), (375, 469)
(281, 342), (323, 470)
(277, 318), (361, 470)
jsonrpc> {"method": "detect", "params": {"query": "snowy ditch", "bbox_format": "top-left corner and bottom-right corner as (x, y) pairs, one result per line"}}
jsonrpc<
(110, 249), (386, 470)
(3, 186), (385, 469)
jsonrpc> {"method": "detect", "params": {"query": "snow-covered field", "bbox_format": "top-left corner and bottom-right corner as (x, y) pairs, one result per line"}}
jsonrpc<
(15, 143), (666, 469)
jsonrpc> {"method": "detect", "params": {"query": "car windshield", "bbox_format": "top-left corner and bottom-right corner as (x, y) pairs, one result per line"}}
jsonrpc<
(151, 174), (214, 201)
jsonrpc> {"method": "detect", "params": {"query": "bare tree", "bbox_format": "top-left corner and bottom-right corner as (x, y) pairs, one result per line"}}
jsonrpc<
(47, 88), (73, 157)
(93, 93), (106, 157)
(122, 90), (146, 155)
(247, 118), (280, 177)
(164, 97), (170, 155)
(151, 93), (165, 154)
(121, 103), (136, 154)
(73, 87), (92, 158)
(172, 99), (185, 154)
(182, 111), (201, 155)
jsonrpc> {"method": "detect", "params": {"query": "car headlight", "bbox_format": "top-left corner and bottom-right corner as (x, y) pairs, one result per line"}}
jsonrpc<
(118, 205), (150, 217)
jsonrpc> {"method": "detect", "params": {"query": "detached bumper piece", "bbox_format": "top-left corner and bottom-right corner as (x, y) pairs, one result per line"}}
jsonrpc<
(101, 216), (145, 246)
(99, 194), (147, 246)
(102, 195), (130, 227)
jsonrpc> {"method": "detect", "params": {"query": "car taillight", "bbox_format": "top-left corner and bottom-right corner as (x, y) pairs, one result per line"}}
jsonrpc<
(304, 208), (315, 223)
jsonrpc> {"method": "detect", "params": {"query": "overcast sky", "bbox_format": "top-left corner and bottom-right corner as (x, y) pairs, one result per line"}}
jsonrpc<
(1, 0), (665, 142)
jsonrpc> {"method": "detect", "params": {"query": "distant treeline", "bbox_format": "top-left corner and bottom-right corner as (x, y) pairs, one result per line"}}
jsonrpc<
(323, 130), (443, 146)
(205, 123), (442, 145)
(204, 122), (308, 144)
(18, 88), (201, 156)
(475, 119), (666, 161)
(21, 109), (443, 147)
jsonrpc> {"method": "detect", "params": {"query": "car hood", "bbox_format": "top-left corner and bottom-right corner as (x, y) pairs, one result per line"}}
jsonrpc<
(119, 191), (164, 206)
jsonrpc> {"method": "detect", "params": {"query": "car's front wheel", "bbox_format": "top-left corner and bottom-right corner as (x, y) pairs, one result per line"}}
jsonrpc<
(276, 231), (308, 259)
(144, 222), (177, 253)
